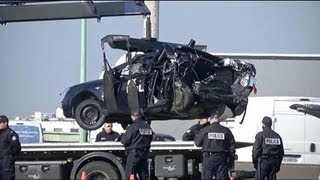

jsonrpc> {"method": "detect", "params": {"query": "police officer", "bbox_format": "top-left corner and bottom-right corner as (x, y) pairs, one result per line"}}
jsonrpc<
(195, 112), (236, 180)
(121, 109), (153, 180)
(95, 122), (120, 142)
(252, 116), (284, 180)
(0, 115), (21, 180)
(182, 117), (209, 141)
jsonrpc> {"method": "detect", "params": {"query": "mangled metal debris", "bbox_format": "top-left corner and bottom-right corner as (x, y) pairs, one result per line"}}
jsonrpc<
(62, 35), (257, 130)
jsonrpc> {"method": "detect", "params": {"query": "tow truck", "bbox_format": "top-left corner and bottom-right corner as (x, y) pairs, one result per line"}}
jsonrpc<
(1, 1), (253, 179)
(3, 1), (320, 179)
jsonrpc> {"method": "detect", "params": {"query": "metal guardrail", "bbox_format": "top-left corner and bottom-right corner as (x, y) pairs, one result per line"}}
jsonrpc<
(43, 132), (80, 143)
(210, 53), (320, 61)
(21, 141), (200, 152)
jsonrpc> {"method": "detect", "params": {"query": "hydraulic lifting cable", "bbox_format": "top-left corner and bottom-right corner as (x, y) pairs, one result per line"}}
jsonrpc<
(239, 105), (247, 125)
(86, 0), (101, 22)
(0, 16), (6, 25)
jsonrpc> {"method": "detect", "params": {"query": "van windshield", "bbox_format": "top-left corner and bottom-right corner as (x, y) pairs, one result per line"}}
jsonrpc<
(10, 125), (41, 144)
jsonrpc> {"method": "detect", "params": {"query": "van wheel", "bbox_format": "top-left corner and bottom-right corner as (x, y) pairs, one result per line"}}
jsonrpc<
(76, 161), (119, 180)
(75, 99), (105, 130)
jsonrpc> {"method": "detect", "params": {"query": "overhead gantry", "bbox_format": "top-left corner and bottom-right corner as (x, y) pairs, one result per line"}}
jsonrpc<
(0, 0), (150, 24)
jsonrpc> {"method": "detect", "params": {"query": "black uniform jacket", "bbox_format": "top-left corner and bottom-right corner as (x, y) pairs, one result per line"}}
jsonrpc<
(121, 119), (153, 150)
(182, 122), (209, 141)
(95, 130), (120, 142)
(252, 127), (284, 165)
(0, 127), (21, 158)
(194, 122), (235, 159)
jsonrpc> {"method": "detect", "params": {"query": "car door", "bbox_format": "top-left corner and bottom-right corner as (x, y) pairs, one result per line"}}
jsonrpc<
(114, 57), (150, 113)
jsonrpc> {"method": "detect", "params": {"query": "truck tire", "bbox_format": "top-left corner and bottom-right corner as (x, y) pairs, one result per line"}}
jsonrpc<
(76, 161), (119, 180)
(75, 99), (105, 130)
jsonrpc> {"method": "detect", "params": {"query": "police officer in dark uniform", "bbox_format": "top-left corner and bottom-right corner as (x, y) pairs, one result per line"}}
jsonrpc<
(95, 122), (120, 142)
(252, 116), (284, 180)
(195, 112), (236, 180)
(121, 109), (153, 180)
(0, 115), (21, 180)
(182, 117), (209, 141)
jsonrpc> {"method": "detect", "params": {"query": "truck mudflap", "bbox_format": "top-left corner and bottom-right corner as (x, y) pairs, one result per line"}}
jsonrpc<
(230, 170), (256, 180)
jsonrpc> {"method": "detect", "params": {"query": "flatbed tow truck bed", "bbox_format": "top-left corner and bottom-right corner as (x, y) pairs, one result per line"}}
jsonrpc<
(15, 139), (320, 179)
(16, 141), (204, 180)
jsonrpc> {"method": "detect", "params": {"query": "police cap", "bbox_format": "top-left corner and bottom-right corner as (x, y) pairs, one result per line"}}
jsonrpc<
(262, 116), (272, 127)
(131, 109), (142, 116)
(209, 105), (225, 119)
(0, 115), (9, 122)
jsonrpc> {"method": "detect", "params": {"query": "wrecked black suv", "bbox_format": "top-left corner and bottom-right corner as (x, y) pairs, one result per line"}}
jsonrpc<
(61, 35), (257, 130)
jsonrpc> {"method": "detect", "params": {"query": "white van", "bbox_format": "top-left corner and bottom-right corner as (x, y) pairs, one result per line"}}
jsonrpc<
(228, 96), (320, 165)
(9, 120), (43, 144)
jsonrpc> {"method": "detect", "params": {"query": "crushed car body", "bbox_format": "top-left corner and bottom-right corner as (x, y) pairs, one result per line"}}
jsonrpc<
(61, 35), (257, 130)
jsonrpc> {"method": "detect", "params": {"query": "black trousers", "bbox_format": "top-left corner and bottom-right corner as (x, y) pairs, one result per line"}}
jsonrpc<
(0, 156), (15, 180)
(125, 149), (149, 180)
(255, 158), (279, 180)
(202, 153), (228, 180)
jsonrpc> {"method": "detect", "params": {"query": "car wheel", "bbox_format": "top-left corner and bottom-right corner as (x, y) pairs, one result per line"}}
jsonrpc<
(75, 99), (105, 130)
(75, 161), (119, 180)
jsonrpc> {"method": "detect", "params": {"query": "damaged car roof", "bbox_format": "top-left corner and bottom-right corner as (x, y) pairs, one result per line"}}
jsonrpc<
(101, 34), (211, 57)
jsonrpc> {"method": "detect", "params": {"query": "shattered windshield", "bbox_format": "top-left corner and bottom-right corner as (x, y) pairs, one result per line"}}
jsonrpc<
(120, 62), (144, 76)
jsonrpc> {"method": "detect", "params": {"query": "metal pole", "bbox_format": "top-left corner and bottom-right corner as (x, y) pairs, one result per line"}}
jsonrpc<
(79, 18), (88, 142)
(143, 0), (159, 39)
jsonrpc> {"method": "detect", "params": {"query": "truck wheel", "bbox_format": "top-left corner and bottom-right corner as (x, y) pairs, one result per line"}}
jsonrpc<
(76, 161), (119, 180)
(75, 99), (105, 130)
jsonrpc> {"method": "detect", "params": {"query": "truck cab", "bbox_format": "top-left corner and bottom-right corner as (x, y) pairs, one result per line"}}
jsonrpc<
(9, 120), (43, 144)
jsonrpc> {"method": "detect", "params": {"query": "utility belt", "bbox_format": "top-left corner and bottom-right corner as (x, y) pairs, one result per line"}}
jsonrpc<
(126, 147), (149, 154)
(0, 154), (11, 159)
(203, 152), (228, 157)
(0, 155), (11, 160)
(0, 150), (10, 159)
(261, 154), (280, 160)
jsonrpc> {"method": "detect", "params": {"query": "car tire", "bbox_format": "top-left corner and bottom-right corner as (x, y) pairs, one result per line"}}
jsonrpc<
(75, 161), (119, 180)
(75, 99), (105, 130)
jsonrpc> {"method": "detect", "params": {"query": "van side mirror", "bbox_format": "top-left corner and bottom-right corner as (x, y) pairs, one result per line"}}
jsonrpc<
(310, 143), (316, 152)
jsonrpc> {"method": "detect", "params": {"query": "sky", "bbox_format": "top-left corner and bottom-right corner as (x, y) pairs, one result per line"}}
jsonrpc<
(1, 1), (320, 128)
